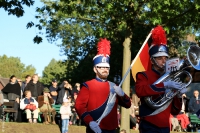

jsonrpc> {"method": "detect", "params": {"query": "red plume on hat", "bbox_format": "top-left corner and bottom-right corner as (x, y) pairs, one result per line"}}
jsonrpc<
(149, 25), (169, 57)
(93, 38), (111, 67)
(151, 25), (167, 46)
(97, 38), (111, 56)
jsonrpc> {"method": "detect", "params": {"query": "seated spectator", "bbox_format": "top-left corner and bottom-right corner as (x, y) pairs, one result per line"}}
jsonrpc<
(188, 90), (200, 115)
(38, 88), (56, 124)
(57, 80), (72, 105)
(49, 79), (59, 104)
(2, 75), (21, 122)
(0, 90), (4, 120)
(176, 94), (190, 132)
(170, 114), (181, 131)
(20, 90), (38, 123)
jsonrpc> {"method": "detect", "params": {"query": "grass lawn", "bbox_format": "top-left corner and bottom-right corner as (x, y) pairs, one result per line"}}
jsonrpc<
(0, 122), (192, 133)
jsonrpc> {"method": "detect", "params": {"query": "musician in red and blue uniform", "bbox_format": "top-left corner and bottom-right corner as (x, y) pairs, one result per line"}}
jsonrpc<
(75, 38), (131, 133)
(135, 26), (188, 133)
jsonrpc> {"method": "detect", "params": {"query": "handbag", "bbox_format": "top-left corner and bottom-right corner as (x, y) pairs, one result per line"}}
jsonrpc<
(25, 104), (37, 111)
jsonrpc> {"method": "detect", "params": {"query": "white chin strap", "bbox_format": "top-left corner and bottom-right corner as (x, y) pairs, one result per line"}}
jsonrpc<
(152, 57), (165, 70)
(95, 67), (109, 80)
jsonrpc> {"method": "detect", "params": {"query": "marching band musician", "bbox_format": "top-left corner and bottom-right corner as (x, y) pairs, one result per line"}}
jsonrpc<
(135, 26), (188, 133)
(75, 38), (131, 133)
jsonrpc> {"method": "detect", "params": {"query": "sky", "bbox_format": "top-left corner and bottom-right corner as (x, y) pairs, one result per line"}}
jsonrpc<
(0, 1), (66, 77)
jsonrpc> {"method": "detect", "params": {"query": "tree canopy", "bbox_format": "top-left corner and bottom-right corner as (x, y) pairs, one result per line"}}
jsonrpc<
(0, 0), (34, 17)
(29, 0), (200, 84)
(0, 55), (36, 79)
(40, 58), (78, 86)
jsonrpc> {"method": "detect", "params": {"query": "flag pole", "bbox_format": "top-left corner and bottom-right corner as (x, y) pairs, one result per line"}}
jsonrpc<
(97, 29), (153, 125)
(118, 29), (153, 87)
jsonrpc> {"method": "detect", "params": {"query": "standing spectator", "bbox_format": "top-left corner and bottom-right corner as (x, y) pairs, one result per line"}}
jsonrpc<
(57, 80), (72, 105)
(180, 93), (190, 113)
(49, 79), (58, 104)
(16, 78), (24, 122)
(20, 90), (38, 123)
(70, 93), (81, 125)
(188, 90), (200, 115)
(75, 38), (131, 133)
(130, 99), (138, 130)
(2, 75), (21, 122)
(24, 74), (44, 101)
(131, 94), (140, 108)
(38, 87), (56, 124)
(21, 75), (32, 93)
(71, 83), (80, 99)
(60, 98), (72, 133)
(17, 79), (23, 99)
(0, 90), (4, 120)
(117, 108), (121, 128)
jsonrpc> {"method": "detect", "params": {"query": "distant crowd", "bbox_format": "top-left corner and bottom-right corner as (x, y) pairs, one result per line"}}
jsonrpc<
(0, 74), (82, 133)
(2, 74), (200, 133)
(0, 74), (142, 132)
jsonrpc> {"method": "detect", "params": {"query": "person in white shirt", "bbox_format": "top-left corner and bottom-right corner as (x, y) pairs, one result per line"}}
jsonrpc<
(20, 90), (38, 123)
(60, 99), (72, 133)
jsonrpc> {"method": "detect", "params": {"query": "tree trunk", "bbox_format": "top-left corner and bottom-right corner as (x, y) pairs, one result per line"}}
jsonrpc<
(120, 35), (132, 133)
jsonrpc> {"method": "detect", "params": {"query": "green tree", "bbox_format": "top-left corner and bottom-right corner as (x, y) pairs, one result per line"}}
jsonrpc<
(22, 65), (36, 78)
(41, 58), (68, 86)
(0, 55), (36, 79)
(29, 0), (200, 132)
(0, 0), (34, 17)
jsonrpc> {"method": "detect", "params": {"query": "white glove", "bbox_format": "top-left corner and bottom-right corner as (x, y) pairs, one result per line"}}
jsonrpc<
(163, 80), (182, 90)
(113, 86), (124, 96)
(177, 87), (188, 98)
(180, 87), (188, 94)
(89, 121), (102, 133)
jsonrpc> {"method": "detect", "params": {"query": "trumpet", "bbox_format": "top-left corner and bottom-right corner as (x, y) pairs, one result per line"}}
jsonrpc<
(144, 45), (200, 109)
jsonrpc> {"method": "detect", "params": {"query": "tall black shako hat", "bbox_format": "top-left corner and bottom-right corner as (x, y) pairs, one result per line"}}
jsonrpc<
(149, 25), (169, 58)
(93, 38), (111, 67)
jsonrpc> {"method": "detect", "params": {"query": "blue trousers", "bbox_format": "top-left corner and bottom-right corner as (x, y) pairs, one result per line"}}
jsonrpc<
(62, 119), (69, 133)
(139, 120), (170, 133)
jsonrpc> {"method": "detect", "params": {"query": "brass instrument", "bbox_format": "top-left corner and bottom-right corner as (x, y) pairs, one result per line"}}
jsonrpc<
(144, 45), (200, 109)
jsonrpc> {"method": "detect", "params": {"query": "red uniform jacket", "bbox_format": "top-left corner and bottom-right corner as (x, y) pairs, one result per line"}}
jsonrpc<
(135, 69), (182, 127)
(75, 78), (131, 130)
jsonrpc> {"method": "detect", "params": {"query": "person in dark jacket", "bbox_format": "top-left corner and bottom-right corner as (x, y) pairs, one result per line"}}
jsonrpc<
(0, 90), (4, 120)
(56, 80), (72, 105)
(188, 90), (200, 115)
(49, 79), (59, 104)
(71, 83), (80, 99)
(24, 74), (44, 101)
(21, 75), (32, 93)
(2, 75), (21, 122)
